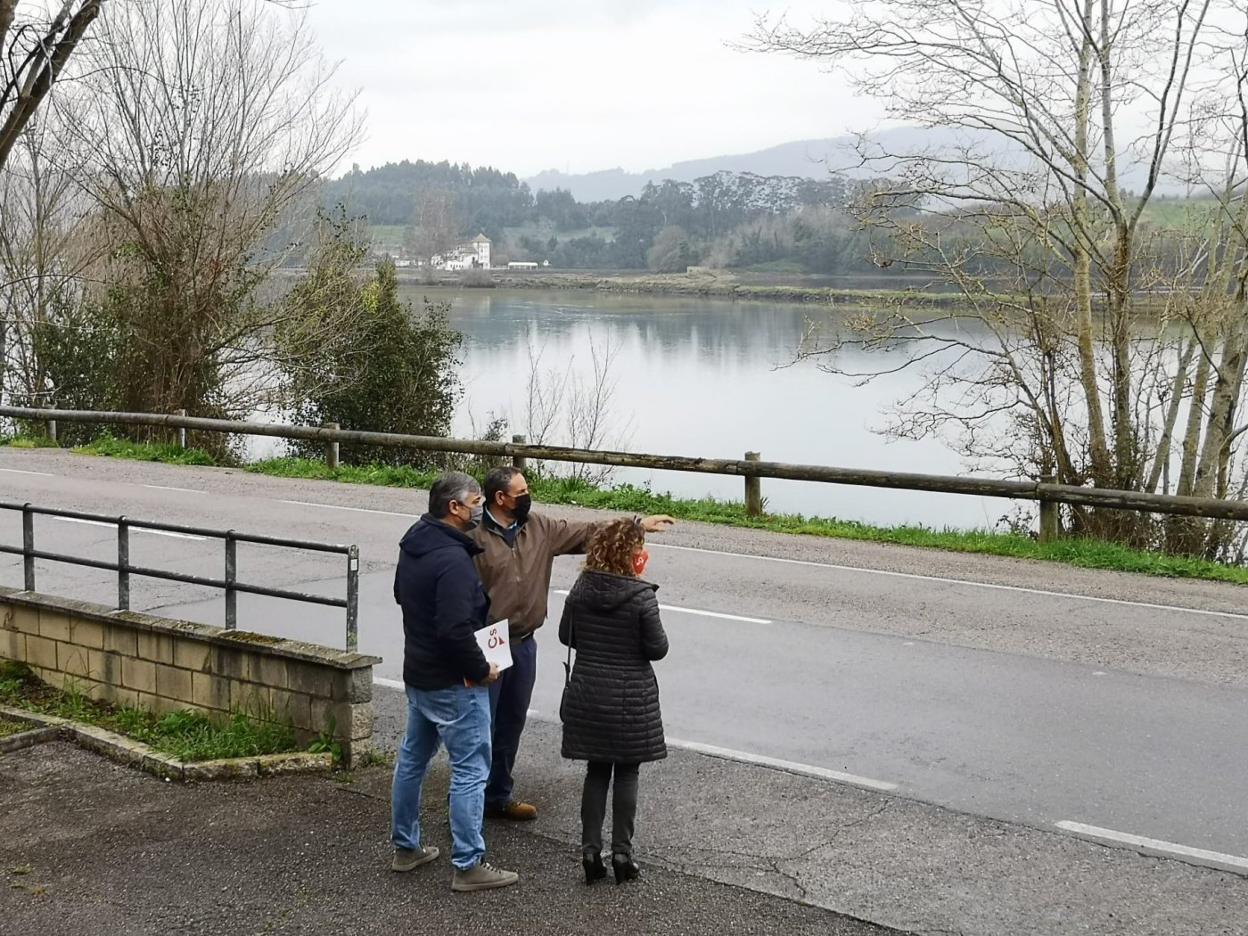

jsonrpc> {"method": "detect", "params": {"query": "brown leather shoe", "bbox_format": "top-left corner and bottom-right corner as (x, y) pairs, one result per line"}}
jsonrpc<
(486, 800), (538, 821)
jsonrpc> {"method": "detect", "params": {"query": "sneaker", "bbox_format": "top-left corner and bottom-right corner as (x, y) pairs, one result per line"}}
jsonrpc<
(391, 845), (440, 872)
(485, 800), (538, 821)
(451, 860), (519, 892)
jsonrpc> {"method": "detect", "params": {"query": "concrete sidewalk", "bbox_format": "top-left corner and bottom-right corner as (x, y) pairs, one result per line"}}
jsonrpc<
(0, 742), (891, 936)
(3, 714), (1246, 936)
(367, 709), (1245, 936)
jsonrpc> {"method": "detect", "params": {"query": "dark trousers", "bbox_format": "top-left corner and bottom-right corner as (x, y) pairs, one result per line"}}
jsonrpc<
(486, 635), (537, 807)
(581, 760), (640, 858)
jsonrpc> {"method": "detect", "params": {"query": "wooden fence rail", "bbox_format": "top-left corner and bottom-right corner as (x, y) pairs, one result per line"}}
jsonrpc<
(3, 406), (1247, 532)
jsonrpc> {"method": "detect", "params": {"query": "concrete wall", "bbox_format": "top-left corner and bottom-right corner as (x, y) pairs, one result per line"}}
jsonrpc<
(0, 587), (380, 765)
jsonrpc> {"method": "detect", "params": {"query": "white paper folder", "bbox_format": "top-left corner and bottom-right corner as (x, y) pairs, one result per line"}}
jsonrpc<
(474, 620), (513, 672)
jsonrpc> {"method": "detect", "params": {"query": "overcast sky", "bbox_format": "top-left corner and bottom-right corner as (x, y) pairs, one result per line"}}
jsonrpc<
(305, 1), (877, 178)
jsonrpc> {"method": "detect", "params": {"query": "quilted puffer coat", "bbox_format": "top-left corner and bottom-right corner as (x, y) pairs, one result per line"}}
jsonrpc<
(558, 570), (669, 763)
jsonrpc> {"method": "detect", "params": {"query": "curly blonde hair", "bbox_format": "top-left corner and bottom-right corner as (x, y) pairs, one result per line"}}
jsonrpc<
(584, 517), (645, 577)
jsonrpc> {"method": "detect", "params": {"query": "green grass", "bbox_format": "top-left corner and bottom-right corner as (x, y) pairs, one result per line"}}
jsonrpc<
(1138, 197), (1220, 227)
(74, 434), (217, 466)
(500, 222), (616, 244)
(743, 259), (809, 274)
(7, 432), (219, 465)
(0, 715), (29, 739)
(0, 661), (297, 762)
(369, 224), (408, 245)
(0, 433), (60, 449)
(240, 457), (1248, 586)
(246, 456), (439, 488)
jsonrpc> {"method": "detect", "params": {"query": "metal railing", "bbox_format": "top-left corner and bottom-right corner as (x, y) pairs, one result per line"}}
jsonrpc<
(0, 501), (361, 651)
(2, 406), (1248, 531)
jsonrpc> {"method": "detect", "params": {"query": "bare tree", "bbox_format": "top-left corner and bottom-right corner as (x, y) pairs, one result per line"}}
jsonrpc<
(521, 332), (631, 484)
(0, 0), (102, 172)
(750, 0), (1248, 553)
(44, 0), (362, 420)
(0, 118), (96, 411)
(405, 189), (462, 266)
(566, 334), (631, 483)
(0, 0), (306, 172)
(523, 338), (571, 448)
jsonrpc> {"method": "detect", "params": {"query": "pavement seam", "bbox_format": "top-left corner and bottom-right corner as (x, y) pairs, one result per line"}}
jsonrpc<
(511, 823), (915, 933)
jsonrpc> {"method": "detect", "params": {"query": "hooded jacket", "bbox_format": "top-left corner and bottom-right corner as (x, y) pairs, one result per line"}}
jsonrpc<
(394, 514), (491, 690)
(558, 569), (669, 763)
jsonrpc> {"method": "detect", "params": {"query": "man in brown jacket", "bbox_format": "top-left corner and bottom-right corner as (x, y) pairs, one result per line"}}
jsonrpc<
(472, 465), (674, 821)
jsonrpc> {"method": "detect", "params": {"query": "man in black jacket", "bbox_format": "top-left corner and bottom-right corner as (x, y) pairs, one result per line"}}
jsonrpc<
(390, 472), (518, 893)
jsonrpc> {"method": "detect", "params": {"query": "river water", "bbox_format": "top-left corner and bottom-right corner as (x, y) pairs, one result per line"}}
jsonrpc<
(406, 287), (1016, 530)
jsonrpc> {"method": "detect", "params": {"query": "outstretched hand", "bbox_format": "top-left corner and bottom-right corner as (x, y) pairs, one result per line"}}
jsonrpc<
(640, 514), (676, 533)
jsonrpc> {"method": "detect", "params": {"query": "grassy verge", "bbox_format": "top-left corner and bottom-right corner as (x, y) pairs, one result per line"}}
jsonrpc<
(0, 661), (297, 762)
(0, 433), (60, 449)
(241, 457), (1248, 586)
(12, 434), (1246, 586)
(73, 434), (217, 465)
(0, 715), (29, 739)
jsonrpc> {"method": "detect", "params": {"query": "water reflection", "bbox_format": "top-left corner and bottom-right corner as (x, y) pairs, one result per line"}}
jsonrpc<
(408, 287), (1014, 530)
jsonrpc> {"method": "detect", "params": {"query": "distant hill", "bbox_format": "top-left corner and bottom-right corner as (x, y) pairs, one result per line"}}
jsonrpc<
(525, 126), (1176, 201)
(525, 127), (987, 201)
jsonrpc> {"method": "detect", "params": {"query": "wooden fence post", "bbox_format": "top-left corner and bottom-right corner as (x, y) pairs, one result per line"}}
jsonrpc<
(6, 406), (1248, 527)
(512, 434), (527, 471)
(1038, 474), (1059, 543)
(324, 422), (340, 471)
(745, 451), (763, 517)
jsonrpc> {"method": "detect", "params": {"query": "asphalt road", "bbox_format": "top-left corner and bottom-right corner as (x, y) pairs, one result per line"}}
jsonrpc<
(3, 448), (1247, 876)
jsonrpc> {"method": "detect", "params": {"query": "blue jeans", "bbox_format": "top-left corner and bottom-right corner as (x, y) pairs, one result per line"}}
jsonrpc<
(486, 635), (538, 808)
(391, 683), (492, 870)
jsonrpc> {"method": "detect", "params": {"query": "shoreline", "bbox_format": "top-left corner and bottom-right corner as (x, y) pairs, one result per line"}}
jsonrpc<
(398, 269), (955, 306)
(272, 266), (957, 306)
(274, 266), (1199, 311)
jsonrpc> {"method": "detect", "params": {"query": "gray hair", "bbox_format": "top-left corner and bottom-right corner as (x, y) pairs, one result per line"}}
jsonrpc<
(428, 472), (481, 519)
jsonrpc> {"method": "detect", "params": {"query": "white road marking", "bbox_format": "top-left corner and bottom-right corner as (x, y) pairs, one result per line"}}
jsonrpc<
(52, 517), (122, 530)
(51, 516), (206, 541)
(142, 484), (207, 495)
(667, 738), (898, 792)
(280, 499), (414, 520)
(0, 467), (55, 477)
(139, 529), (207, 541)
(1056, 821), (1248, 874)
(375, 680), (901, 794)
(651, 543), (1248, 622)
(552, 589), (771, 625)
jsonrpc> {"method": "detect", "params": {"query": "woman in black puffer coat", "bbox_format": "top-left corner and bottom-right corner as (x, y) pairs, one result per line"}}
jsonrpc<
(559, 517), (668, 886)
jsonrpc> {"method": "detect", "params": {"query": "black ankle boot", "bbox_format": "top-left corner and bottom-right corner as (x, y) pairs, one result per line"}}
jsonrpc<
(612, 854), (640, 884)
(583, 852), (607, 885)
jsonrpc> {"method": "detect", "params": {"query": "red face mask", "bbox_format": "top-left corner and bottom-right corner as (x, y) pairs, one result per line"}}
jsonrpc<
(632, 548), (650, 577)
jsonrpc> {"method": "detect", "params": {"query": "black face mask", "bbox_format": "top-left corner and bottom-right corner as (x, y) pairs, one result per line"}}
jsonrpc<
(511, 493), (532, 524)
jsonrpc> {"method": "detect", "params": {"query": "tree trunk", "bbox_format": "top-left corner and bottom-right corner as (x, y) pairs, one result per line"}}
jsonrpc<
(1072, 1), (1113, 488)
(1145, 339), (1195, 494)
(1193, 316), (1246, 500)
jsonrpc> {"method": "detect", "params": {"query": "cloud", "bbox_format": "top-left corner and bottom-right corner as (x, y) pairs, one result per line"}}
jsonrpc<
(307, 0), (867, 176)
